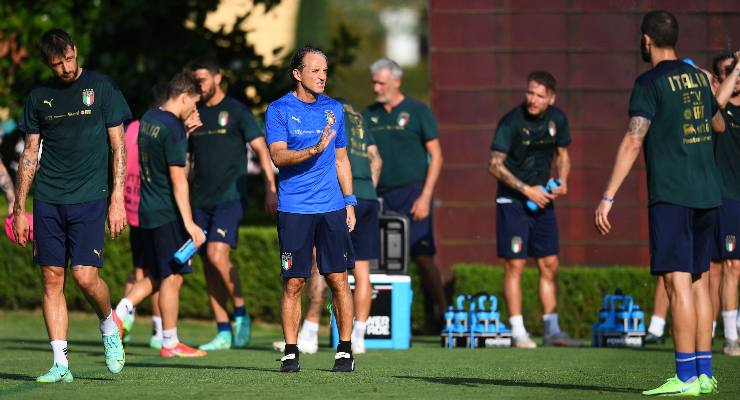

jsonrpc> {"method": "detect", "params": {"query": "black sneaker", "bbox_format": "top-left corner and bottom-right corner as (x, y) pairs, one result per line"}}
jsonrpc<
(644, 333), (665, 345)
(331, 351), (355, 372)
(280, 353), (300, 372)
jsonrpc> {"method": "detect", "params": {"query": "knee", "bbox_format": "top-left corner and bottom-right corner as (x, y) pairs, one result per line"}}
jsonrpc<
(206, 248), (229, 268)
(162, 273), (183, 288)
(42, 269), (65, 294)
(326, 274), (350, 293)
(72, 271), (98, 292)
(726, 261), (740, 279)
(504, 261), (525, 275)
(283, 278), (305, 297)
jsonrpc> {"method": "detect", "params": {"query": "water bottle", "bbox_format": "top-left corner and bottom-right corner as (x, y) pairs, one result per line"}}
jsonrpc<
(526, 178), (561, 211)
(173, 230), (207, 264)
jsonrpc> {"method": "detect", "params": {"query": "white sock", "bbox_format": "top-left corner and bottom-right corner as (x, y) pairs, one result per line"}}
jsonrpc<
(509, 315), (527, 337)
(542, 313), (561, 336)
(152, 316), (163, 340)
(352, 320), (367, 340)
(162, 328), (178, 348)
(722, 310), (739, 341)
(299, 320), (319, 340)
(115, 298), (134, 321)
(99, 311), (118, 336)
(648, 315), (666, 337)
(50, 340), (68, 367)
(712, 321), (717, 339)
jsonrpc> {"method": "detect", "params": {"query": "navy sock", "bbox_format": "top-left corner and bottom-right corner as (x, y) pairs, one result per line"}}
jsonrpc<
(234, 306), (246, 318)
(337, 340), (352, 354)
(217, 322), (231, 333)
(696, 351), (712, 378)
(675, 352), (697, 382)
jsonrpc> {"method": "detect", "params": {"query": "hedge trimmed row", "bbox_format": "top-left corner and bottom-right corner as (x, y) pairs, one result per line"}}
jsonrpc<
(0, 226), (657, 336)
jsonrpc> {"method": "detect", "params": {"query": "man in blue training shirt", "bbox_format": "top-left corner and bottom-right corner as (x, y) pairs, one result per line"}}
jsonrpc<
(266, 46), (356, 373)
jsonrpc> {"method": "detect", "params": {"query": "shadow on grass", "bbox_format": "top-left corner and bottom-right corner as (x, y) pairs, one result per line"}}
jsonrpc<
(394, 375), (641, 394)
(125, 362), (280, 373)
(0, 372), (113, 382)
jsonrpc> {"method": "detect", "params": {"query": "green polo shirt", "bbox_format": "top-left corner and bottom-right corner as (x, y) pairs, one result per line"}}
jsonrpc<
(715, 102), (740, 201)
(137, 108), (188, 229)
(340, 100), (377, 200)
(629, 60), (721, 208)
(189, 96), (262, 208)
(362, 97), (437, 190)
(490, 104), (571, 203)
(19, 69), (131, 204)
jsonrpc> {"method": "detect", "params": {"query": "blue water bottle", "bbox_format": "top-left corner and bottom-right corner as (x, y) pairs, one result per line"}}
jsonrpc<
(526, 178), (561, 211)
(173, 230), (206, 264)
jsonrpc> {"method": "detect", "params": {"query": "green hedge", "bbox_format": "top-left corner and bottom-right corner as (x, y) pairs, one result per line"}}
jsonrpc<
(0, 224), (657, 337)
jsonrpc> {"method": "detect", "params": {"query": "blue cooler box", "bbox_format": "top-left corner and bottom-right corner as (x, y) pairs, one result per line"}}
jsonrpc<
(330, 274), (413, 350)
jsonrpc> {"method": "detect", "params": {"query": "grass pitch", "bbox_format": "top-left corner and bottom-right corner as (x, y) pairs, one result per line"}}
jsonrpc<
(0, 310), (738, 399)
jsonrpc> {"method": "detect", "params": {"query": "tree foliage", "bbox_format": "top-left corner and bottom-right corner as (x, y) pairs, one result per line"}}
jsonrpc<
(0, 0), (357, 119)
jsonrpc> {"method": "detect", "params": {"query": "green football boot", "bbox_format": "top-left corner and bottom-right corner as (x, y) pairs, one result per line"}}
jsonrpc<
(149, 336), (162, 350)
(36, 363), (73, 383)
(642, 376), (700, 396)
(698, 374), (718, 395)
(199, 331), (232, 351)
(233, 315), (252, 348)
(122, 315), (134, 345)
(103, 330), (126, 374)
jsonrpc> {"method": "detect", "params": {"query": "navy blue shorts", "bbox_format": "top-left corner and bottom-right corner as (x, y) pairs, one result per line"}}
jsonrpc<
(139, 220), (192, 279)
(129, 226), (146, 268)
(379, 183), (436, 257)
(277, 209), (355, 278)
(712, 199), (740, 261)
(351, 199), (380, 261)
(34, 198), (106, 268)
(649, 203), (717, 275)
(496, 202), (559, 259)
(193, 199), (244, 248)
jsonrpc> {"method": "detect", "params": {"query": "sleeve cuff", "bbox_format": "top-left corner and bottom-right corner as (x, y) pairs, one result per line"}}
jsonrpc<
(628, 111), (653, 120)
(490, 143), (509, 153)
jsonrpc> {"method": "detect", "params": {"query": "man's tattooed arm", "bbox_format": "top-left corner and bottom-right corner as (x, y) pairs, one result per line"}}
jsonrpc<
(13, 134), (40, 215)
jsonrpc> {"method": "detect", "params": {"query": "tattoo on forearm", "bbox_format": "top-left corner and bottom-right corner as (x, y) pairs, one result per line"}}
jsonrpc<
(0, 165), (14, 204)
(490, 151), (526, 193)
(14, 136), (39, 213)
(626, 116), (651, 140)
(112, 143), (126, 191)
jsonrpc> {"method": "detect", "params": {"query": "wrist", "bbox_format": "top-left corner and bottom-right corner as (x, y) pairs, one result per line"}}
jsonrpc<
(601, 195), (614, 203)
(344, 194), (358, 206)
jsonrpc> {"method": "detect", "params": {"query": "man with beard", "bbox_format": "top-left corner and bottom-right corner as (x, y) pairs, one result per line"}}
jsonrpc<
(13, 28), (130, 382)
(488, 71), (579, 348)
(595, 11), (725, 395)
(362, 58), (449, 328)
(183, 57), (277, 351)
(709, 50), (740, 356)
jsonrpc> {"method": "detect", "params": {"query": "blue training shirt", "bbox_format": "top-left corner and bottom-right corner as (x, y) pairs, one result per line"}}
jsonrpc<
(265, 92), (346, 214)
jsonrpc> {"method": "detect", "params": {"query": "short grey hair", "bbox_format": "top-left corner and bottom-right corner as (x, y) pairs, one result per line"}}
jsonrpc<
(370, 58), (403, 79)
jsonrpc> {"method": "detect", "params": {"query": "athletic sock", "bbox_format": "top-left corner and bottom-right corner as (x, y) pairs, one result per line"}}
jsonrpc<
(696, 351), (712, 378)
(152, 316), (163, 340)
(299, 320), (319, 340)
(675, 352), (697, 382)
(99, 311), (118, 336)
(723, 310), (739, 341)
(542, 313), (561, 336)
(352, 320), (367, 340)
(712, 321), (717, 338)
(337, 340), (352, 355)
(234, 306), (246, 318)
(50, 340), (69, 367)
(737, 310), (740, 335)
(647, 315), (666, 337)
(216, 322), (231, 333)
(162, 328), (178, 348)
(509, 315), (527, 337)
(284, 344), (299, 360)
(114, 298), (133, 321)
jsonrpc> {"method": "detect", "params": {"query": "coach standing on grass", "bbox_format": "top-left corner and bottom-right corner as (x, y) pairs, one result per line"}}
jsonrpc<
(266, 46), (356, 373)
(362, 58), (449, 326)
(595, 11), (725, 396)
(13, 28), (129, 382)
